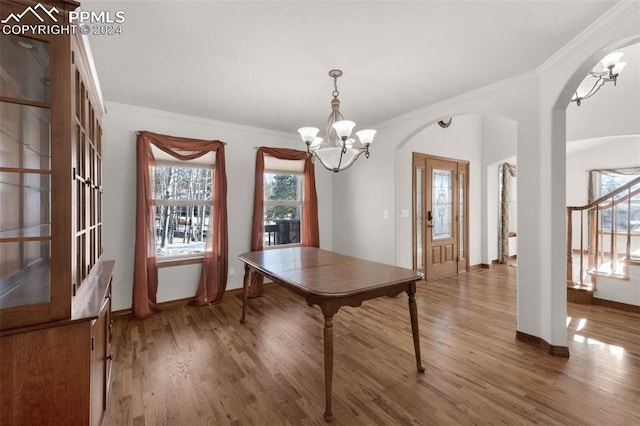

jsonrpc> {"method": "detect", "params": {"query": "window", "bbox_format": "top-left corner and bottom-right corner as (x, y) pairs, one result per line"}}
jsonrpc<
(152, 162), (213, 258)
(263, 171), (303, 247)
(261, 155), (306, 248)
(595, 171), (640, 233)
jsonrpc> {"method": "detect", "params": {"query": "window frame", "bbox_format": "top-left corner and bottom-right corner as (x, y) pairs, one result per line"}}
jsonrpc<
(595, 171), (640, 234)
(152, 158), (215, 264)
(263, 168), (304, 249)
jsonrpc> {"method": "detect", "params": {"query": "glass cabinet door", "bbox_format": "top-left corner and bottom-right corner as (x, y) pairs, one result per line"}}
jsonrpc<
(1, 34), (52, 311)
(0, 28), (76, 330)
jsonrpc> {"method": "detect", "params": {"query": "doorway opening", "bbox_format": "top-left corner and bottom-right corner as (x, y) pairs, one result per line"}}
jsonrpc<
(413, 153), (469, 281)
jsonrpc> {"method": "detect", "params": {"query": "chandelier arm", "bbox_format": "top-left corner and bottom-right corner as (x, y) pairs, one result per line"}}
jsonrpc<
(573, 76), (605, 105)
(335, 147), (345, 172)
(581, 77), (605, 101)
(340, 150), (366, 171)
(312, 148), (367, 173)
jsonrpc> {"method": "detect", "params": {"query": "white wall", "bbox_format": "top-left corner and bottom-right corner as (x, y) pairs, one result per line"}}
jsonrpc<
(102, 103), (333, 311)
(597, 264), (640, 306)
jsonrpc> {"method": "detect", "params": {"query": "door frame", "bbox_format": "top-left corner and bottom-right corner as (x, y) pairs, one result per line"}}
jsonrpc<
(412, 152), (470, 279)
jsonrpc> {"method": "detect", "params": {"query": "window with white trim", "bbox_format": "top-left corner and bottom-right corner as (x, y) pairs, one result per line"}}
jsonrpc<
(263, 157), (304, 247)
(151, 150), (215, 258)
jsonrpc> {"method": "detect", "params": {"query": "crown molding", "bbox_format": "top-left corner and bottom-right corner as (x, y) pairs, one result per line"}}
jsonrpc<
(105, 101), (297, 139)
(537, 1), (640, 75)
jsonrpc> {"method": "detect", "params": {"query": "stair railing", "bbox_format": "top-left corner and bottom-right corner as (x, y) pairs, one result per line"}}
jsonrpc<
(567, 176), (640, 289)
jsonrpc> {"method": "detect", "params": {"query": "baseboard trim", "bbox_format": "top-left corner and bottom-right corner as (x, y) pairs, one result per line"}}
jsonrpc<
(490, 255), (517, 265)
(111, 286), (247, 319)
(592, 297), (640, 314)
(469, 264), (490, 271)
(516, 330), (570, 358)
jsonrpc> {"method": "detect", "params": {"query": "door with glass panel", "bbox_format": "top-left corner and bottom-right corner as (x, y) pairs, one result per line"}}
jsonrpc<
(413, 153), (468, 281)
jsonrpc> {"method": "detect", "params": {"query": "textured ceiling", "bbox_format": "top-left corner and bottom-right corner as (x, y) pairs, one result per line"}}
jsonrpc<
(82, 0), (619, 134)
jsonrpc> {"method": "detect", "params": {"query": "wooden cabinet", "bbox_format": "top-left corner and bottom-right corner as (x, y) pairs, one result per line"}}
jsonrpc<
(0, 261), (114, 426)
(0, 1), (112, 424)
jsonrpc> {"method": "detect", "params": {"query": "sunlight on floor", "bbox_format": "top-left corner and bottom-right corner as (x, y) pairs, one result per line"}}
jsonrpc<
(572, 334), (625, 356)
(576, 317), (587, 331)
(566, 316), (625, 357)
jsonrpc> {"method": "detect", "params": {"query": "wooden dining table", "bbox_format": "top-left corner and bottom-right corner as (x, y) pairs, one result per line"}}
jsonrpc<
(238, 247), (425, 421)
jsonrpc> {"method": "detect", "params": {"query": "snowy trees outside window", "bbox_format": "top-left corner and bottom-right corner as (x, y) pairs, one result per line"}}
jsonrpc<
(152, 164), (213, 257)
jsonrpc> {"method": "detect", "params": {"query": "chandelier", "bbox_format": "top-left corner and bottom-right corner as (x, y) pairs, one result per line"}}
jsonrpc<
(298, 70), (376, 172)
(571, 51), (626, 106)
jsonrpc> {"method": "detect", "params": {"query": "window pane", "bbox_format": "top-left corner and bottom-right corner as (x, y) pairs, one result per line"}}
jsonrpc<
(155, 204), (210, 257)
(263, 172), (302, 247)
(432, 169), (452, 240)
(598, 174), (640, 232)
(459, 172), (465, 258)
(416, 168), (423, 270)
(264, 206), (301, 246)
(600, 174), (637, 198)
(264, 173), (301, 202)
(153, 166), (213, 201)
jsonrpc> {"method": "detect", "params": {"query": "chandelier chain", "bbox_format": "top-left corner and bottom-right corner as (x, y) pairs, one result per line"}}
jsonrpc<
(332, 76), (339, 98)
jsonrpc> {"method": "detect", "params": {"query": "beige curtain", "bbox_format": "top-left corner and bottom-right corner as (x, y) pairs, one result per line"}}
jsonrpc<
(248, 147), (319, 297)
(133, 131), (228, 319)
(500, 163), (516, 264)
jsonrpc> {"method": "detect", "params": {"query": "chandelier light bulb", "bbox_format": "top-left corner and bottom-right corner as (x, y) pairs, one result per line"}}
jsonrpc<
(600, 51), (623, 70)
(356, 129), (376, 146)
(332, 120), (356, 139)
(611, 61), (626, 75)
(298, 127), (319, 143)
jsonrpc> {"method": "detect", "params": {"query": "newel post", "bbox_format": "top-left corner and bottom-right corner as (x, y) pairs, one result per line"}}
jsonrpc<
(566, 207), (574, 286)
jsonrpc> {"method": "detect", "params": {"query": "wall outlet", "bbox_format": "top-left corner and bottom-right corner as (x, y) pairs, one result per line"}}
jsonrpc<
(229, 268), (235, 277)
(383, 209), (389, 219)
(401, 209), (409, 218)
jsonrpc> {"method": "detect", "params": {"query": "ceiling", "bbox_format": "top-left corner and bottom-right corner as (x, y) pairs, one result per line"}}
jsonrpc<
(82, 0), (619, 134)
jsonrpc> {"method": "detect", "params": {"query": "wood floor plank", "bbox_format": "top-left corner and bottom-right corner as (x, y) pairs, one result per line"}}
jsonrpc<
(108, 265), (640, 425)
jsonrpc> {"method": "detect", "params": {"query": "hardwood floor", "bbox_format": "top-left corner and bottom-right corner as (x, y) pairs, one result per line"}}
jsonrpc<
(108, 265), (640, 425)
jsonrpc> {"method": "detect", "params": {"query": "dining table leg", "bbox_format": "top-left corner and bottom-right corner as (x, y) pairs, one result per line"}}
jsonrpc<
(407, 283), (426, 373)
(240, 264), (250, 323)
(323, 314), (334, 421)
